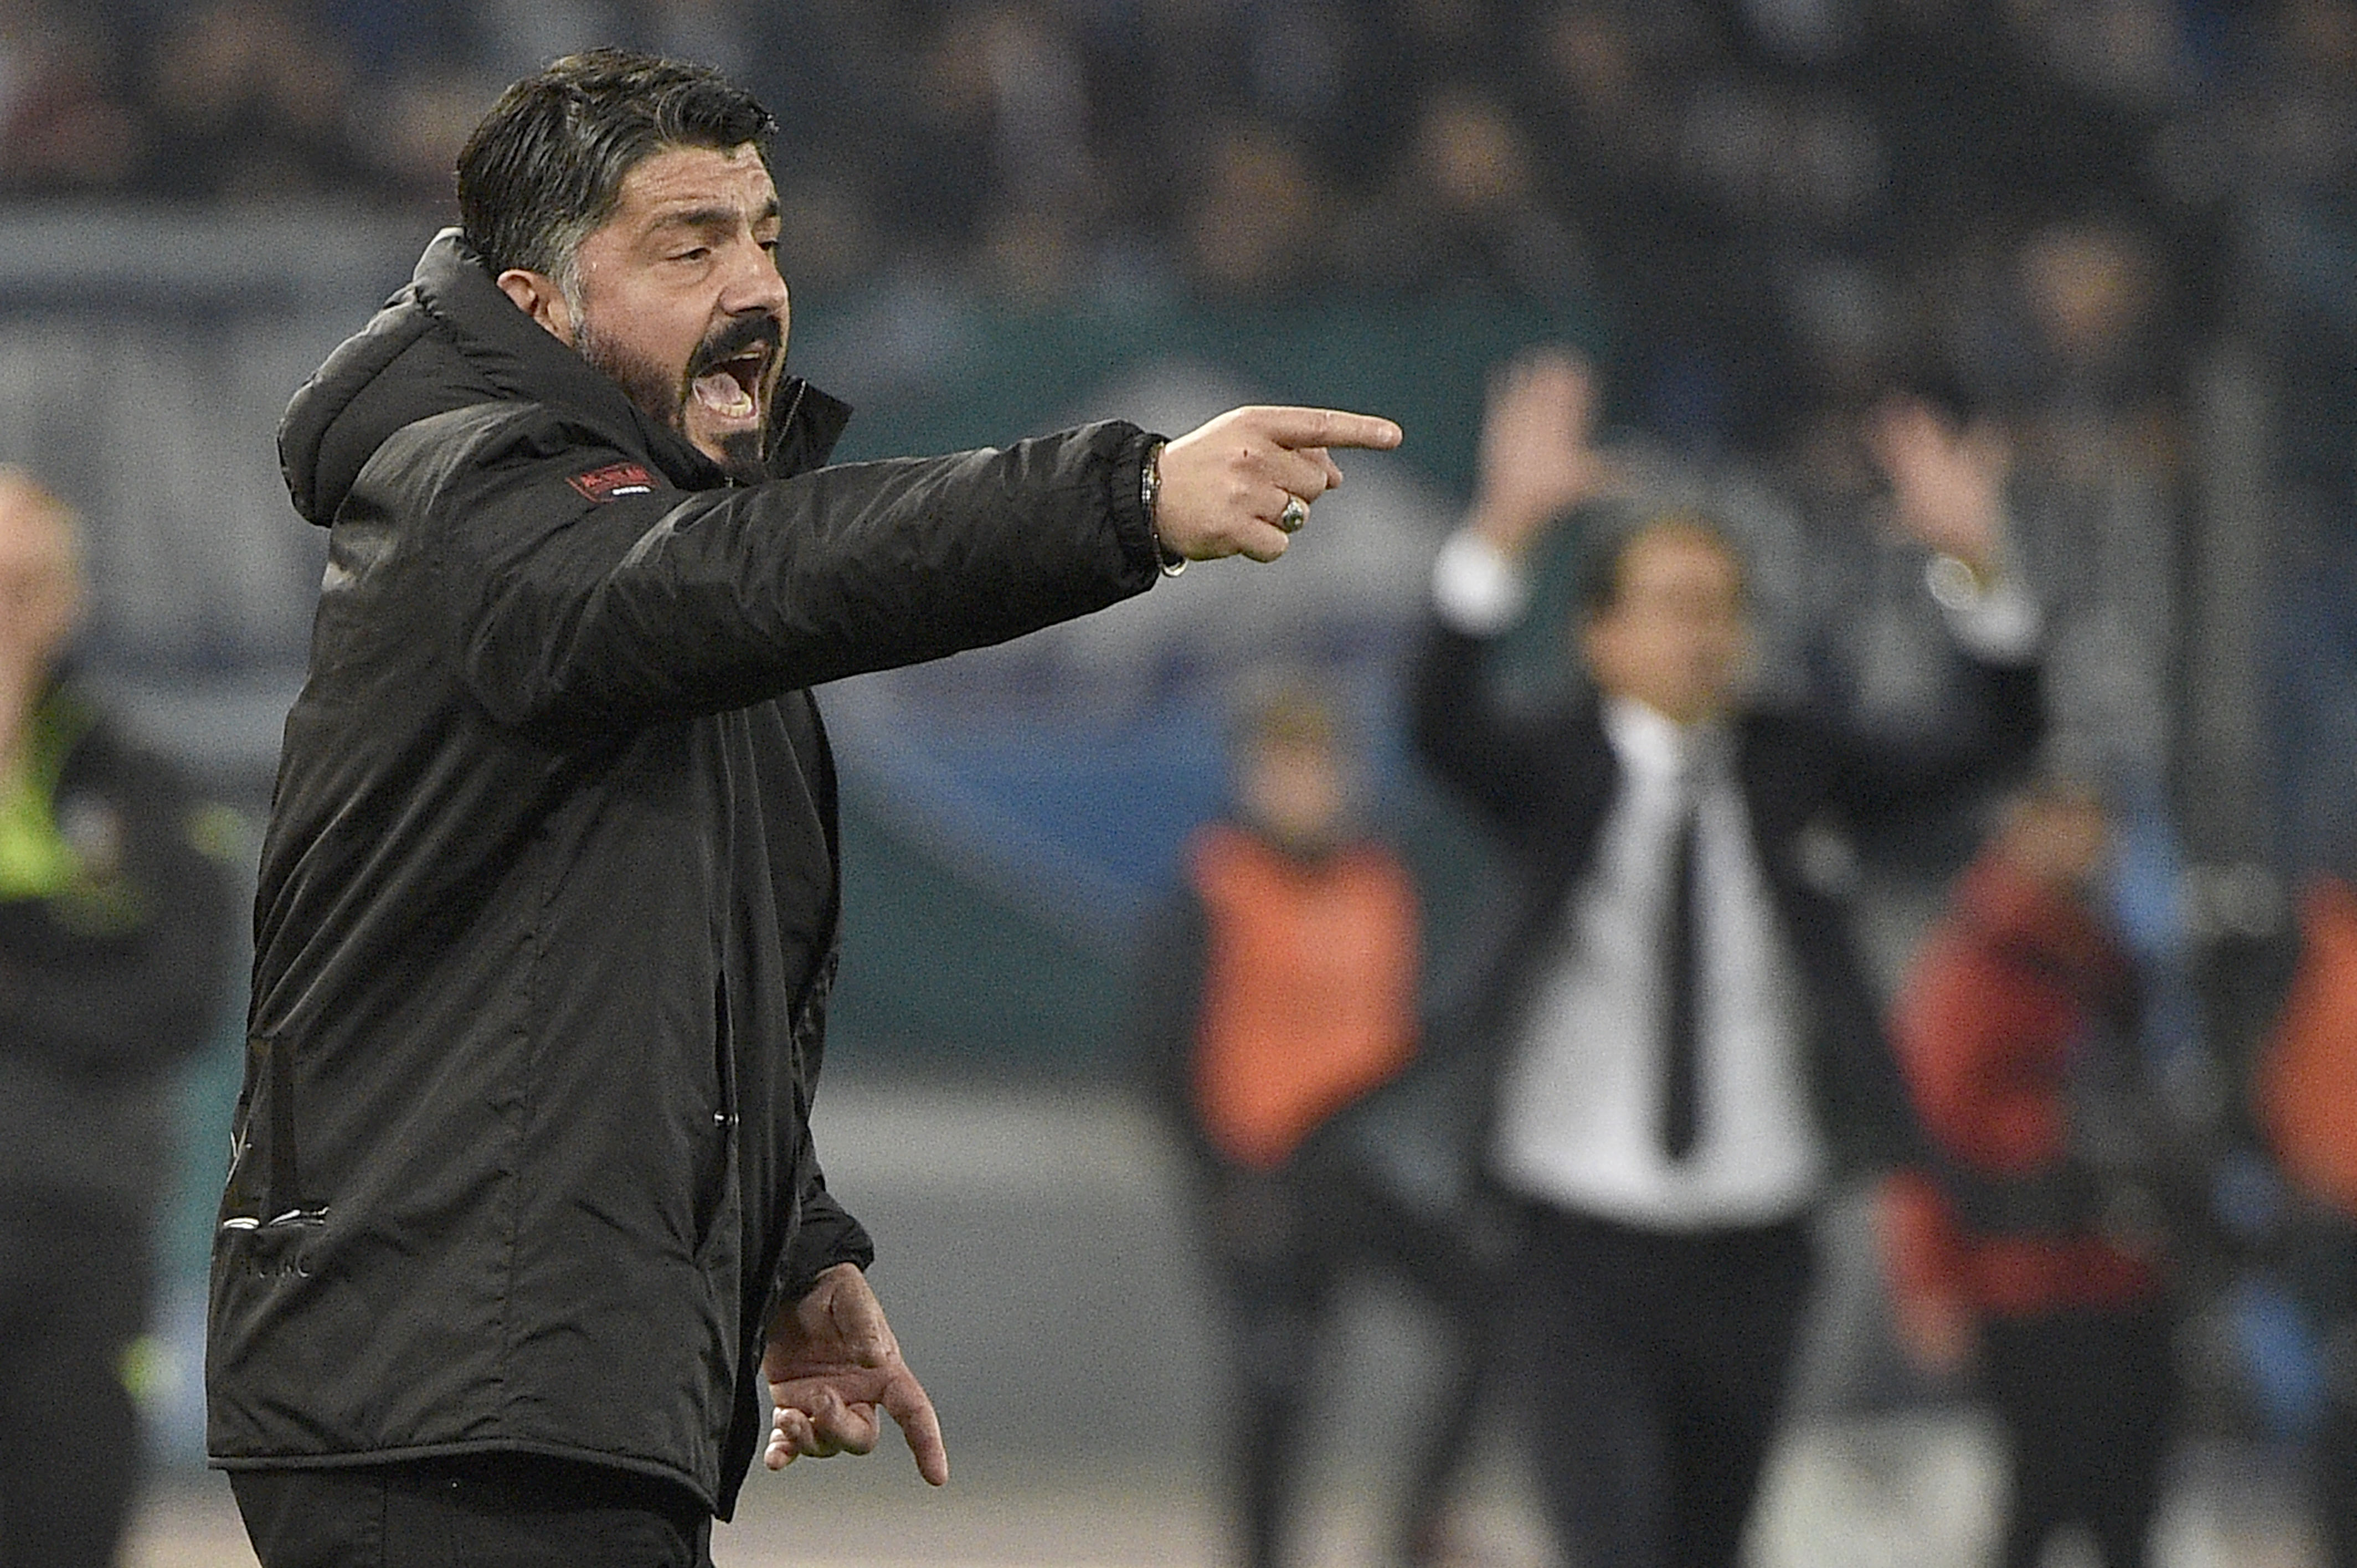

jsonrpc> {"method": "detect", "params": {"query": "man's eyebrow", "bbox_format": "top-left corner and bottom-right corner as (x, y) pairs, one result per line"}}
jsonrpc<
(649, 199), (783, 236)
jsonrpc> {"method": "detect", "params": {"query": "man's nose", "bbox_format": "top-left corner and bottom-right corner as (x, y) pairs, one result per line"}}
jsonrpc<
(719, 236), (789, 317)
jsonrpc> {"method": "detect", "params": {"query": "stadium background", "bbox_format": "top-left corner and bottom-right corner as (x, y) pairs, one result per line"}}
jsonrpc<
(1, 0), (2350, 1561)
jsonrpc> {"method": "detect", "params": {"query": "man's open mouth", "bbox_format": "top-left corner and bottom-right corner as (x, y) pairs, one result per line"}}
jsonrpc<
(691, 349), (767, 421)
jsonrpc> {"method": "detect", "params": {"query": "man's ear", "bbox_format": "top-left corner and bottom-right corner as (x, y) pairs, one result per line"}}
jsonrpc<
(495, 268), (575, 344)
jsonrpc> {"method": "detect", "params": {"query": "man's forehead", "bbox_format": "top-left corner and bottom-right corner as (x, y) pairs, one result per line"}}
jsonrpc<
(1624, 528), (1740, 582)
(613, 143), (778, 224)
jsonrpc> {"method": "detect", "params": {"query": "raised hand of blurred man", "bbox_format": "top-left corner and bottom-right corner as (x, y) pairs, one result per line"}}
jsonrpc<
(1466, 349), (1625, 559)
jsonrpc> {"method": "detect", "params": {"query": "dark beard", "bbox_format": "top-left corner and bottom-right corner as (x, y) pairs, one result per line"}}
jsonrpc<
(573, 320), (680, 431)
(575, 313), (778, 486)
(708, 429), (766, 486)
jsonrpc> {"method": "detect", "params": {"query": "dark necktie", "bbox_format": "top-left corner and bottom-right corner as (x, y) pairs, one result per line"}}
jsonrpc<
(1661, 794), (1702, 1162)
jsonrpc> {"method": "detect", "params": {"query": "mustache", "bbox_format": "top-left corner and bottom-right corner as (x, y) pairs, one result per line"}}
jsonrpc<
(688, 313), (783, 379)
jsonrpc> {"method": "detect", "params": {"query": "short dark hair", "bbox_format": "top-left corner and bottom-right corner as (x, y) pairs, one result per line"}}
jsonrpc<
(1573, 509), (1749, 620)
(457, 48), (776, 282)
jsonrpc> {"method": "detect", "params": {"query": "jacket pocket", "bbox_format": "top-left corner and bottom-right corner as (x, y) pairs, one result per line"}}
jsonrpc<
(692, 982), (739, 1258)
(217, 1036), (330, 1271)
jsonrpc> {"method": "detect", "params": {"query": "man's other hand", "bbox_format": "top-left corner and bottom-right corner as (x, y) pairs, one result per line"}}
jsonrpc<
(762, 1261), (949, 1486)
(1152, 406), (1403, 565)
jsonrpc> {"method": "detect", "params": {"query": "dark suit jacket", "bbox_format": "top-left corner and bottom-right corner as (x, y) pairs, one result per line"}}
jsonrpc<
(1409, 616), (2045, 1189)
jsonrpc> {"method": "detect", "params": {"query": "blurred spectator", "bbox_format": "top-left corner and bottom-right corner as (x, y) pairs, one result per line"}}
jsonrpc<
(2207, 1), (2357, 879)
(348, 66), (501, 216)
(740, 2), (910, 297)
(1883, 778), (2179, 1568)
(2241, 0), (2357, 543)
(0, 468), (235, 1565)
(1335, 82), (1588, 302)
(1985, 213), (2185, 790)
(1180, 122), (1338, 303)
(0, 0), (147, 194)
(896, 1), (1103, 296)
(1408, 349), (2042, 1568)
(2256, 873), (2357, 1567)
(1138, 676), (1480, 1568)
(137, 0), (373, 202)
(1529, 1), (1849, 446)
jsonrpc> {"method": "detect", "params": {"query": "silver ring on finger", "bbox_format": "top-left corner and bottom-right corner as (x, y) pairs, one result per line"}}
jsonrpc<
(1277, 494), (1308, 533)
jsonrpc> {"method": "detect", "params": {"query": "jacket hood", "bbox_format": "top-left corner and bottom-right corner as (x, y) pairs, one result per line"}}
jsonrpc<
(278, 229), (847, 527)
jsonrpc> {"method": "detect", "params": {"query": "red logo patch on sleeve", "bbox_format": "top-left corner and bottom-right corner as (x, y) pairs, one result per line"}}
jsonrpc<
(566, 462), (658, 502)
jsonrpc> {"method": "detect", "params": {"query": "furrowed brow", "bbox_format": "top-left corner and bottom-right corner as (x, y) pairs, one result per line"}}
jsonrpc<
(651, 207), (741, 240)
(651, 198), (782, 240)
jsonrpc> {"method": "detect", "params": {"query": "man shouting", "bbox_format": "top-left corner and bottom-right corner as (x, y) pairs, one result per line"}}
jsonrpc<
(207, 47), (1399, 1566)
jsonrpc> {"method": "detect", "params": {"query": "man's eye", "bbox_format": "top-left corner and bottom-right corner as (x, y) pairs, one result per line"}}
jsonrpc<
(673, 246), (711, 264)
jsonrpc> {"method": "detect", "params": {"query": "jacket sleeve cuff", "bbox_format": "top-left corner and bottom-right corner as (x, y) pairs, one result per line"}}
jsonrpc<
(776, 1184), (877, 1301)
(1114, 425), (1171, 589)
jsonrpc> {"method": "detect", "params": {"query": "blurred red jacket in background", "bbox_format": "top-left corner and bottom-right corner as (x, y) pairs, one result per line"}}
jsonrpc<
(1885, 851), (2166, 1319)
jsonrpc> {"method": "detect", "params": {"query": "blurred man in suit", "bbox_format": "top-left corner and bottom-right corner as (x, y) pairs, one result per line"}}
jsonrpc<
(1411, 352), (2043, 1568)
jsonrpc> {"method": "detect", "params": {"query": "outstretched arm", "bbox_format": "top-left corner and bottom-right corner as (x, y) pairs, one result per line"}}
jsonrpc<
(444, 404), (1399, 730)
(763, 1261), (949, 1486)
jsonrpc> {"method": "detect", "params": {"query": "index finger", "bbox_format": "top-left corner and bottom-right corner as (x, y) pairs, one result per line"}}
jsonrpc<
(883, 1367), (949, 1486)
(1253, 407), (1404, 453)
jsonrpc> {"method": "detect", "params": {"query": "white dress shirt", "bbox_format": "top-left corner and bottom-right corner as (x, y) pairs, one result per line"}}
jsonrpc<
(1488, 697), (1827, 1229)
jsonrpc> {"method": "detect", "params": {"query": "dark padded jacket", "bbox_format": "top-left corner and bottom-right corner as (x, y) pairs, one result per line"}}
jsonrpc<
(205, 230), (1164, 1515)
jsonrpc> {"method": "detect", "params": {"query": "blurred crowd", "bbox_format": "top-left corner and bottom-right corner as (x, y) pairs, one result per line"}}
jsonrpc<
(11, 6), (2353, 857)
(0, 0), (2347, 460)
